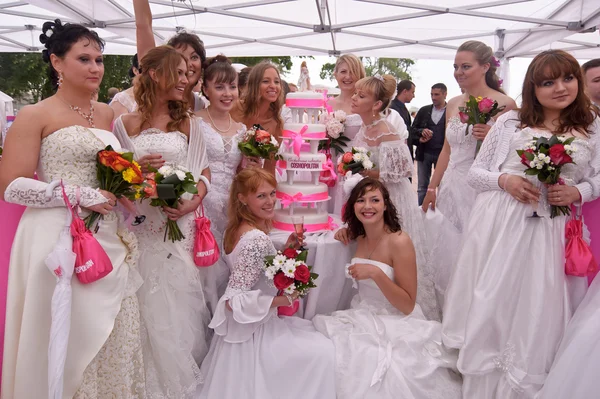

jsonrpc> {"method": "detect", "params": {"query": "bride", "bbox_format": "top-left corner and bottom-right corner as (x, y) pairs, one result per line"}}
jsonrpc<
(113, 46), (212, 398)
(0, 20), (145, 398)
(315, 178), (461, 398)
(335, 74), (438, 321)
(197, 168), (336, 399)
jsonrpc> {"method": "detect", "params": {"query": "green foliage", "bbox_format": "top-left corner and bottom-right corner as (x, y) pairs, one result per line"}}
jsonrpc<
(0, 53), (132, 104)
(320, 57), (414, 82)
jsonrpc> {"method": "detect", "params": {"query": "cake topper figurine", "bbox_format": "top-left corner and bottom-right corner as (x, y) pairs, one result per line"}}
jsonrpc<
(297, 61), (312, 92)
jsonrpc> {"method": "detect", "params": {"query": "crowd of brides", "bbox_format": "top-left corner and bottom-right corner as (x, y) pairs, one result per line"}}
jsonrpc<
(0, 0), (599, 396)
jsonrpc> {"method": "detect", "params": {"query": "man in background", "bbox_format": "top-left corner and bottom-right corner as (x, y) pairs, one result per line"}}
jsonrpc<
(390, 80), (416, 159)
(582, 59), (600, 106)
(107, 87), (119, 103)
(412, 83), (447, 204)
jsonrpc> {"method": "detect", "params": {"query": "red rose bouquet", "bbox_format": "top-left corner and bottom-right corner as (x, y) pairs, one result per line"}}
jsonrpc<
(264, 247), (318, 302)
(238, 124), (282, 160)
(516, 135), (577, 218)
(86, 145), (146, 230)
(458, 95), (505, 154)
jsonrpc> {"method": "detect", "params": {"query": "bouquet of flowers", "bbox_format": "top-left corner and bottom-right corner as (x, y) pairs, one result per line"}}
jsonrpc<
(517, 135), (577, 218)
(337, 146), (375, 177)
(319, 110), (351, 155)
(264, 247), (318, 298)
(238, 124), (282, 160)
(85, 145), (145, 230)
(459, 95), (505, 154)
(146, 164), (198, 242)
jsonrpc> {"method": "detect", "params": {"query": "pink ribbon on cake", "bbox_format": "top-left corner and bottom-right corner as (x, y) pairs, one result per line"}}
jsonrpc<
(321, 158), (338, 182)
(282, 125), (327, 157)
(273, 216), (338, 232)
(286, 98), (324, 108)
(323, 91), (333, 113)
(276, 191), (328, 206)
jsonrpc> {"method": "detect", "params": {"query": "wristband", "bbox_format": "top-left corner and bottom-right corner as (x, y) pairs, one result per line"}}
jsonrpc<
(198, 175), (211, 192)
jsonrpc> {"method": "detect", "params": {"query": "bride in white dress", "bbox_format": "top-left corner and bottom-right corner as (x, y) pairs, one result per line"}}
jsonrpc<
(336, 74), (438, 321)
(315, 178), (461, 398)
(1, 20), (145, 398)
(421, 41), (516, 307)
(195, 55), (254, 302)
(113, 46), (212, 398)
(198, 168), (336, 399)
(442, 50), (600, 398)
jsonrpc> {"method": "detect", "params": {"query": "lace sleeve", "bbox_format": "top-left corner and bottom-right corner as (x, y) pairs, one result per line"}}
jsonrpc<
(224, 232), (275, 296)
(467, 112), (514, 192)
(4, 177), (108, 208)
(576, 117), (600, 202)
(379, 140), (414, 182)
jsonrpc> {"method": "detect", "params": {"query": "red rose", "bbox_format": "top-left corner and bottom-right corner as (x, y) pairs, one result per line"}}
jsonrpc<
(342, 152), (353, 164)
(282, 247), (298, 259)
(337, 163), (346, 176)
(520, 148), (534, 167)
(458, 111), (470, 124)
(273, 272), (294, 290)
(255, 129), (272, 144)
(548, 144), (573, 166)
(293, 264), (310, 283)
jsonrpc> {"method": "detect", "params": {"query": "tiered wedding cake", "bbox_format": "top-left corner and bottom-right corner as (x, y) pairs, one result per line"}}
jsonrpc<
(274, 92), (332, 232)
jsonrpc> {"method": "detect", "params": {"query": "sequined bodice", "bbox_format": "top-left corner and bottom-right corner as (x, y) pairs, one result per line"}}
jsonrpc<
(38, 126), (120, 186)
(130, 128), (188, 167)
(445, 116), (478, 172)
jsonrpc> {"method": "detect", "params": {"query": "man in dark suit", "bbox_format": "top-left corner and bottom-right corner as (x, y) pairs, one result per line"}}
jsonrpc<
(389, 80), (415, 160)
(412, 83), (447, 204)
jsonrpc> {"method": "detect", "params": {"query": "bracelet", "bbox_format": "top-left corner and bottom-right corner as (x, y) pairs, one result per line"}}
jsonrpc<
(198, 175), (211, 192)
(284, 293), (294, 306)
(427, 188), (436, 193)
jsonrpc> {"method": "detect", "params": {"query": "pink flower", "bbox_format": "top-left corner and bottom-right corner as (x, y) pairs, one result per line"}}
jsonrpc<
(478, 97), (495, 114)
(459, 111), (469, 124)
(342, 152), (353, 164)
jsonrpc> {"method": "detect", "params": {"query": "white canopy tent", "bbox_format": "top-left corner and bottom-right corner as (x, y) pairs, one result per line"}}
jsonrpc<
(0, 0), (598, 91)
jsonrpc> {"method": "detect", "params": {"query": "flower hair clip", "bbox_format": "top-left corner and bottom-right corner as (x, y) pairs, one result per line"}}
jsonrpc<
(490, 56), (501, 68)
(373, 74), (384, 82)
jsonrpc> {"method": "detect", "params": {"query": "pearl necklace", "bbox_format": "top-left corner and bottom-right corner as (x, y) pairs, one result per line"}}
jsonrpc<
(363, 116), (382, 129)
(207, 107), (232, 133)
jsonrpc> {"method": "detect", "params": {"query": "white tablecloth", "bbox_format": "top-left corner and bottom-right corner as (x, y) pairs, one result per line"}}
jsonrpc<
(270, 223), (357, 320)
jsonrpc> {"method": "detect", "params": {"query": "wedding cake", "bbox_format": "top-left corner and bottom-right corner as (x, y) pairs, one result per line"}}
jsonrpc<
(274, 92), (333, 232)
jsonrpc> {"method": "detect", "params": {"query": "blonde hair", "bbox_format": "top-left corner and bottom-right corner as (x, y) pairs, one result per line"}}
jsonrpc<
(334, 54), (366, 82)
(134, 45), (192, 132)
(301, 60), (307, 68)
(241, 61), (284, 132)
(457, 40), (504, 93)
(223, 168), (277, 253)
(355, 74), (397, 112)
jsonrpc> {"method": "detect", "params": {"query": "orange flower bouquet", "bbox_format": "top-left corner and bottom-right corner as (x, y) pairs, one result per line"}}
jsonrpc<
(85, 145), (146, 230)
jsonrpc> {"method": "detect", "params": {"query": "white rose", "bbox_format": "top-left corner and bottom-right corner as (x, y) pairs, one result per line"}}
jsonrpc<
(158, 165), (173, 176)
(326, 120), (343, 139)
(334, 110), (347, 122)
(362, 159), (374, 170)
(175, 170), (187, 181)
(352, 153), (364, 163)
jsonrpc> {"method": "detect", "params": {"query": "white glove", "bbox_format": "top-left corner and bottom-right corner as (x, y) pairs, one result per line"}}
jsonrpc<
(4, 177), (108, 208)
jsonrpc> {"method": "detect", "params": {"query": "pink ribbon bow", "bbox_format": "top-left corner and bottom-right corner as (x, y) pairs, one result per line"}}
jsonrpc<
(277, 192), (303, 207)
(565, 217), (598, 277)
(289, 125), (309, 157)
(323, 91), (333, 114)
(321, 158), (338, 184)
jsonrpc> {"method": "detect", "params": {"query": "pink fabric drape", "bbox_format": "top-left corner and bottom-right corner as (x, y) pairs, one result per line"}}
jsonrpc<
(583, 199), (600, 283)
(0, 201), (25, 382)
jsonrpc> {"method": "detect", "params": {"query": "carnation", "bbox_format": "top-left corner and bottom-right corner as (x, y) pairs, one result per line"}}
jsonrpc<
(362, 159), (374, 170)
(174, 169), (187, 181)
(158, 165), (174, 176)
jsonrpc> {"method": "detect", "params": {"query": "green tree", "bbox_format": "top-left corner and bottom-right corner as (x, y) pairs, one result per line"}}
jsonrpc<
(98, 55), (133, 102)
(320, 57), (414, 82)
(0, 53), (51, 103)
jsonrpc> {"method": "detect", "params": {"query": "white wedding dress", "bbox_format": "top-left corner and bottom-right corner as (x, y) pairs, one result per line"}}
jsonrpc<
(2, 126), (145, 398)
(113, 118), (212, 398)
(313, 257), (462, 399)
(442, 111), (600, 398)
(344, 122), (438, 321)
(197, 229), (336, 399)
(426, 116), (480, 306)
(110, 90), (205, 113)
(536, 274), (600, 399)
(199, 119), (243, 301)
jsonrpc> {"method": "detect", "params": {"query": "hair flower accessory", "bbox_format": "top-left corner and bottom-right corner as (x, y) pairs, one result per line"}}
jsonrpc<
(491, 56), (501, 68)
(373, 74), (384, 82)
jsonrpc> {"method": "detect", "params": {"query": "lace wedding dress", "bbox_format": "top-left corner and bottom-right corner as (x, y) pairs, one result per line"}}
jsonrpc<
(197, 229), (336, 399)
(442, 111), (600, 398)
(343, 122), (439, 321)
(2, 126), (145, 398)
(313, 257), (462, 398)
(199, 119), (243, 302)
(113, 117), (211, 399)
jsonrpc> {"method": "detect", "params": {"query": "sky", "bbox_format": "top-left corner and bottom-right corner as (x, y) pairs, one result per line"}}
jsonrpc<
(280, 56), (560, 110)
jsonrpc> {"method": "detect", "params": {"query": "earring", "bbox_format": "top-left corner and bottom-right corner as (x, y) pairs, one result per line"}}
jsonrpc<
(57, 72), (64, 87)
